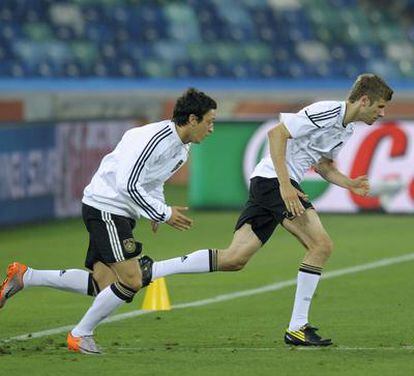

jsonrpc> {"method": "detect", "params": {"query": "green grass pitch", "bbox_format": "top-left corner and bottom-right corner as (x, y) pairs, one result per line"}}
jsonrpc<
(0, 186), (413, 375)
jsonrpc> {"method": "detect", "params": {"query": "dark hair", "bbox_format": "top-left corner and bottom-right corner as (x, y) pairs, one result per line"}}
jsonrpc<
(172, 88), (217, 126)
(348, 73), (393, 103)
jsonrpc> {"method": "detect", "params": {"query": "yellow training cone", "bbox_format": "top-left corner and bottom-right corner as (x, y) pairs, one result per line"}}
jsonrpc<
(141, 277), (171, 311)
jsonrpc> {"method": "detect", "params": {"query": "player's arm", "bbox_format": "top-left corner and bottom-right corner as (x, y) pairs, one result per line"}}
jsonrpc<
(315, 157), (370, 196)
(117, 154), (192, 230)
(268, 123), (307, 216)
(147, 184), (166, 233)
(124, 176), (192, 231)
(118, 175), (170, 221)
(147, 185), (193, 232)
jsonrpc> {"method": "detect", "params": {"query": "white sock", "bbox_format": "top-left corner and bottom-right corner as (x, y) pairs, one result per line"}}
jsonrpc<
(71, 285), (125, 337)
(23, 268), (90, 295)
(152, 249), (217, 281)
(288, 267), (322, 331)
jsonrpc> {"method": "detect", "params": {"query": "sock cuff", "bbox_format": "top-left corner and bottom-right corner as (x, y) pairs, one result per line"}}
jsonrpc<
(299, 262), (322, 276)
(110, 282), (136, 302)
(208, 249), (218, 272)
(87, 274), (100, 297)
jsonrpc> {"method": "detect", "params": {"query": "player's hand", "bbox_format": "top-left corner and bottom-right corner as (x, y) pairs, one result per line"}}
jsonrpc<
(280, 182), (308, 217)
(151, 221), (159, 233)
(167, 206), (193, 231)
(349, 175), (370, 196)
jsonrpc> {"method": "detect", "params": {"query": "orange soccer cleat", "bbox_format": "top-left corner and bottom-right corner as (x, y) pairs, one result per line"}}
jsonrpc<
(0, 262), (28, 309)
(67, 332), (101, 355)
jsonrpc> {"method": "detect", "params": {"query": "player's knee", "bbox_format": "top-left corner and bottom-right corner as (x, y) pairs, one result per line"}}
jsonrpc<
(92, 262), (117, 292)
(231, 260), (248, 271)
(121, 276), (142, 292)
(310, 237), (334, 259)
(321, 237), (334, 257)
(117, 266), (143, 291)
(220, 255), (248, 271)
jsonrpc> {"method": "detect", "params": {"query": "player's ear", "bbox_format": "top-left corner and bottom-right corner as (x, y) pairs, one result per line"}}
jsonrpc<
(188, 114), (198, 126)
(360, 95), (371, 107)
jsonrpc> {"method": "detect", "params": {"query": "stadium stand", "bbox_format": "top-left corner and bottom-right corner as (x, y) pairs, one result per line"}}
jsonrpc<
(0, 0), (413, 79)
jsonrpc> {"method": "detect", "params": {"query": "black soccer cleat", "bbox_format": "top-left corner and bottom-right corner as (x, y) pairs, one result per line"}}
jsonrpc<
(284, 324), (333, 346)
(138, 255), (154, 287)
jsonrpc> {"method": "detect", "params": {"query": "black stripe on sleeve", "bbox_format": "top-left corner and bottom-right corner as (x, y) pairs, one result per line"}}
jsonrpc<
(128, 127), (172, 221)
(311, 111), (341, 124)
(308, 106), (341, 120)
(305, 110), (321, 128)
(305, 107), (341, 127)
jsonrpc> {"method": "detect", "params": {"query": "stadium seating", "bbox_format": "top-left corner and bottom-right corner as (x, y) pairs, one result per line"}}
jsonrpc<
(0, 0), (413, 79)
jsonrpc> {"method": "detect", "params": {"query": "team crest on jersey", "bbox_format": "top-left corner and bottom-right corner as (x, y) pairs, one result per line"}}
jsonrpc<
(123, 238), (136, 253)
(171, 160), (184, 173)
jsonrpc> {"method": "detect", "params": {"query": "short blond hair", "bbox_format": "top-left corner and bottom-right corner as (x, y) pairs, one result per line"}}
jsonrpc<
(348, 73), (393, 103)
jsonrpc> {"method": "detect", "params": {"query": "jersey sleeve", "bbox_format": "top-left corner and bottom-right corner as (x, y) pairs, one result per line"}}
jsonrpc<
(147, 184), (166, 205)
(123, 176), (172, 223)
(116, 132), (172, 223)
(281, 101), (342, 138)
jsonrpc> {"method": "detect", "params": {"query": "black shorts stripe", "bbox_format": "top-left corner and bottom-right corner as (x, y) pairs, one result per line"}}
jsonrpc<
(127, 126), (172, 221)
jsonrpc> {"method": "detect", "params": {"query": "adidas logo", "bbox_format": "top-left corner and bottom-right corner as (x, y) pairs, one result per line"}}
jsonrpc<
(171, 160), (184, 173)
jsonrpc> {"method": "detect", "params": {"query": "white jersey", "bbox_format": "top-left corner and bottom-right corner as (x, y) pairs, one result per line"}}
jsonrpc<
(251, 101), (355, 183)
(83, 120), (189, 222)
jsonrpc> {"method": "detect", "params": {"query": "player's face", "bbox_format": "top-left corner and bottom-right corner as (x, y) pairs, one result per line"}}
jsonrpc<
(190, 109), (216, 144)
(361, 97), (387, 125)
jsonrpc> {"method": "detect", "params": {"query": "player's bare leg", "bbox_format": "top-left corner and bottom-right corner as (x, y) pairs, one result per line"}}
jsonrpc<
(281, 208), (333, 346)
(141, 224), (262, 284)
(217, 224), (263, 271)
(68, 258), (141, 354)
(92, 261), (118, 292)
(282, 209), (333, 267)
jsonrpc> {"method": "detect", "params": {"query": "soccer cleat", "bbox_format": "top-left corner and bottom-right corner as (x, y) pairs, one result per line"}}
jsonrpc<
(0, 262), (28, 309)
(67, 332), (101, 355)
(284, 324), (333, 346)
(139, 255), (154, 287)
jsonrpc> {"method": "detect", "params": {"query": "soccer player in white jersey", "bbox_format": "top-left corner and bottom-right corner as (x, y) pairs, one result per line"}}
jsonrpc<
(138, 73), (393, 346)
(0, 88), (217, 354)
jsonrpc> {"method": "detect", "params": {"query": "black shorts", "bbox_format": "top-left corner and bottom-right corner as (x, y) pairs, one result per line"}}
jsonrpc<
(82, 204), (142, 270)
(234, 177), (314, 245)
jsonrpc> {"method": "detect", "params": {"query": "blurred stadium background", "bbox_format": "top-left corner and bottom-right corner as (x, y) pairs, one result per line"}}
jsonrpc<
(1, 0), (414, 374)
(0, 0), (413, 225)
